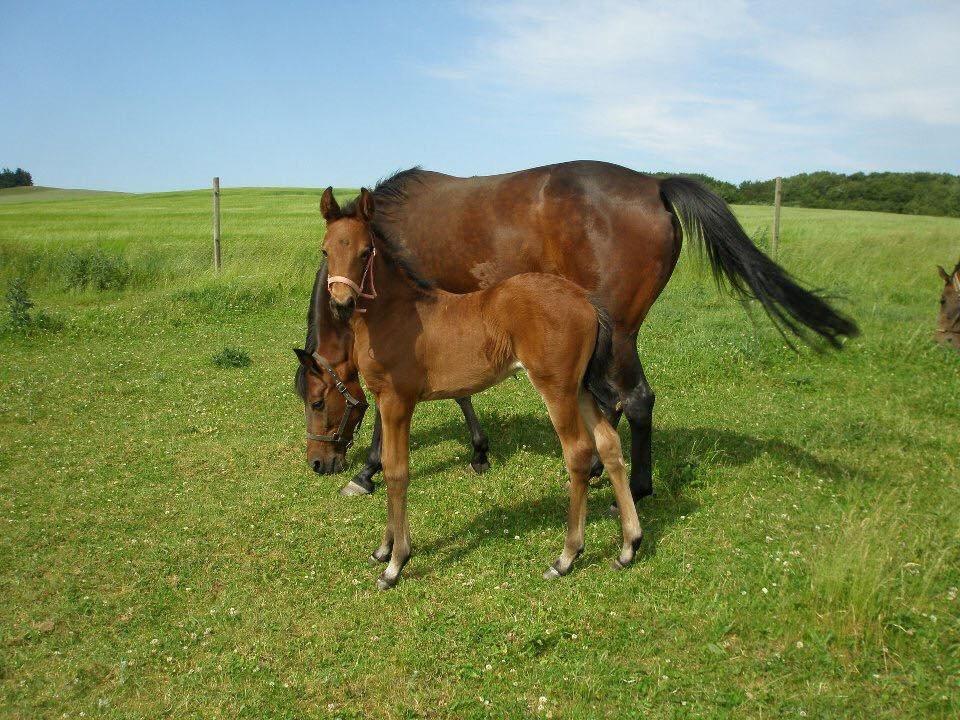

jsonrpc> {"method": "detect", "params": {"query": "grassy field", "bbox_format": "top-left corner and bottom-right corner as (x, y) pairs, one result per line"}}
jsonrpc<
(1, 186), (958, 718)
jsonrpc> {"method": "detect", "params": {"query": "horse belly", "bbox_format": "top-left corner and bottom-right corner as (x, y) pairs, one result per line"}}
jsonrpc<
(417, 312), (516, 400)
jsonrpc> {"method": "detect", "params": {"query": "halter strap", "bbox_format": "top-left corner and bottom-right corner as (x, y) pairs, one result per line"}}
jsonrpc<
(305, 351), (368, 447)
(327, 248), (377, 311)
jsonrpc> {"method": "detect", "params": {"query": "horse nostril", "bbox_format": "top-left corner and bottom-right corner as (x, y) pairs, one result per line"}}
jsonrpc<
(312, 459), (325, 474)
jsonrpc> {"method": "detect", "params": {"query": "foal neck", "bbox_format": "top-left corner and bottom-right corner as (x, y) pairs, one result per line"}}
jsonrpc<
(366, 246), (435, 307)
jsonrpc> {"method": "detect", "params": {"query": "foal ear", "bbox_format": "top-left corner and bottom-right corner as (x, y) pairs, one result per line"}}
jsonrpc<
(320, 187), (341, 222)
(293, 348), (320, 375)
(938, 266), (951, 283)
(357, 187), (375, 222)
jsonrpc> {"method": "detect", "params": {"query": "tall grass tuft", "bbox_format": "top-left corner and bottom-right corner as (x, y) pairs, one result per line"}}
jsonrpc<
(808, 488), (958, 647)
(62, 249), (132, 291)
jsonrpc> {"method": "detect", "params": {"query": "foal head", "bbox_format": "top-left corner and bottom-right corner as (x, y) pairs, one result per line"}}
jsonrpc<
(320, 186), (376, 323)
(937, 260), (960, 349)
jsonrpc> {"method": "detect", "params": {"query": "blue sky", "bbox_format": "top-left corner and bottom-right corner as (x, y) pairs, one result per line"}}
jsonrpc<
(3, 1), (958, 191)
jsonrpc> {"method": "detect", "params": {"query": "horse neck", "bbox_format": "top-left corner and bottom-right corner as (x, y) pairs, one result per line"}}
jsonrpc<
(366, 249), (433, 310)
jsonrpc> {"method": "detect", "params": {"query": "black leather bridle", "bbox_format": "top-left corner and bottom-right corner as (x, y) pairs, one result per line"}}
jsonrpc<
(305, 351), (368, 449)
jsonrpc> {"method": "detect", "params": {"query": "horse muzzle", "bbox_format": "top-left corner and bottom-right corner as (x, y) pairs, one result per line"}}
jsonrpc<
(311, 455), (346, 475)
(329, 295), (356, 322)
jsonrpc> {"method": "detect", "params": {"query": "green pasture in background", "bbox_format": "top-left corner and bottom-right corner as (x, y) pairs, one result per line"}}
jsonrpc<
(1, 185), (958, 718)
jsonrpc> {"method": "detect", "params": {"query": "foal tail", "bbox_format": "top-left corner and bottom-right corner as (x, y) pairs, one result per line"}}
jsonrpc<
(659, 176), (859, 349)
(584, 305), (618, 412)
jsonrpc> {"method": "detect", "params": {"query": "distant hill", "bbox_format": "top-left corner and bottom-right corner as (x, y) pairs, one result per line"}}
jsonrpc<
(656, 171), (960, 219)
(0, 186), (126, 204)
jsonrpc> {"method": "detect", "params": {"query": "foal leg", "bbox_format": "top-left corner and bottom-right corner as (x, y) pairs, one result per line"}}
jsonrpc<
(588, 395), (622, 479)
(531, 381), (596, 580)
(610, 330), (655, 510)
(374, 396), (414, 590)
(342, 405), (382, 496)
(456, 396), (491, 474)
(579, 393), (643, 568)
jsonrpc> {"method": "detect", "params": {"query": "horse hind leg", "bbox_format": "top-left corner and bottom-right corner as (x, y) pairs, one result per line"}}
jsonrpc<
(588, 394), (622, 478)
(609, 331), (655, 513)
(530, 380), (595, 580)
(579, 392), (643, 568)
(456, 397), (491, 474)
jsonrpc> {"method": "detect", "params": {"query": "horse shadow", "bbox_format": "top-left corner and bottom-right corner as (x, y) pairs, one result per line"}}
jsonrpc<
(391, 409), (860, 575)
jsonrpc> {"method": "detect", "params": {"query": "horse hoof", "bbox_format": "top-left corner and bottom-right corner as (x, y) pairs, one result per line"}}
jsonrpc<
(611, 557), (631, 571)
(542, 566), (563, 581)
(340, 479), (374, 496)
(369, 547), (392, 564)
(470, 459), (491, 474)
(376, 575), (397, 591)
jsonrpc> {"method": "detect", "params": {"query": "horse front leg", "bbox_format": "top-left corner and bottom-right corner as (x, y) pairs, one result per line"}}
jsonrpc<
(341, 404), (382, 496)
(374, 395), (414, 590)
(455, 396), (490, 473)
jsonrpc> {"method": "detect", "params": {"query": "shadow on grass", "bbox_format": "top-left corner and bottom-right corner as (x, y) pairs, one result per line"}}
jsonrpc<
(384, 410), (860, 574)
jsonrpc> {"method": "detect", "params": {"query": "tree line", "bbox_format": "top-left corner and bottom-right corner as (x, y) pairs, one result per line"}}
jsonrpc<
(656, 171), (960, 219)
(0, 168), (33, 189)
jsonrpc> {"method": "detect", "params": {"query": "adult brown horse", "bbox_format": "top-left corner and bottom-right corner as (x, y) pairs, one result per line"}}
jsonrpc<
(296, 161), (858, 504)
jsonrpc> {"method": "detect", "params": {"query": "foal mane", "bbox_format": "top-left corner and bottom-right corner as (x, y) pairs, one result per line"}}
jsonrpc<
(297, 169), (434, 397)
(339, 167), (435, 291)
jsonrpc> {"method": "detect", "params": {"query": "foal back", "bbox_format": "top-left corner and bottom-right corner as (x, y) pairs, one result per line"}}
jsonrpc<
(390, 273), (601, 402)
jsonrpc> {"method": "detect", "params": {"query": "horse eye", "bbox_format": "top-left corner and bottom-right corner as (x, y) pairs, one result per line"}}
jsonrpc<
(311, 399), (325, 410)
(321, 248), (328, 258)
(360, 247), (371, 260)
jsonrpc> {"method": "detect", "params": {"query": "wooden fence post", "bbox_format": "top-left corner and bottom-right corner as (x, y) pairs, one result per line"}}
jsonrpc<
(772, 176), (782, 257)
(212, 177), (222, 271)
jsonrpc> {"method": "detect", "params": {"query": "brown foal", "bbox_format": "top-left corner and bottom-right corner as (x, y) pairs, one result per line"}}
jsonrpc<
(301, 187), (643, 589)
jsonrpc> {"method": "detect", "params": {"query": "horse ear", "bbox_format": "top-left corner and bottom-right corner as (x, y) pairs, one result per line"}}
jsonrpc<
(320, 187), (341, 222)
(938, 266), (951, 283)
(293, 348), (320, 374)
(357, 187), (375, 222)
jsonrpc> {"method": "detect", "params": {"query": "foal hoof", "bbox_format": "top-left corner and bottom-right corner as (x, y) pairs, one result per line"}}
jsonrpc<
(340, 478), (374, 496)
(470, 457), (491, 474)
(611, 557), (632, 571)
(543, 566), (564, 581)
(369, 547), (392, 564)
(376, 574), (398, 591)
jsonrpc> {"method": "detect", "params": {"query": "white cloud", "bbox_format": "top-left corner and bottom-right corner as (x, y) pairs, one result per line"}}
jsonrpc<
(771, 8), (960, 126)
(431, 0), (960, 174)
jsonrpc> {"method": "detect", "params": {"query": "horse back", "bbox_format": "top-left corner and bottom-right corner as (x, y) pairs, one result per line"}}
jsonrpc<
(387, 161), (679, 330)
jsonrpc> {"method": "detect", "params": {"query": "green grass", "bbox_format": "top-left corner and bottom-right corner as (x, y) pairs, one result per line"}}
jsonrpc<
(0, 186), (127, 204)
(1, 188), (958, 718)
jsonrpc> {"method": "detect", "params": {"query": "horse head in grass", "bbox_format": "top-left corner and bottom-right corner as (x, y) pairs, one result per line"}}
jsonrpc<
(937, 259), (960, 350)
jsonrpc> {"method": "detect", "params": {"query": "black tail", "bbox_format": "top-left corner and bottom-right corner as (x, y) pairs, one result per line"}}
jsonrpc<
(659, 176), (859, 349)
(584, 305), (618, 411)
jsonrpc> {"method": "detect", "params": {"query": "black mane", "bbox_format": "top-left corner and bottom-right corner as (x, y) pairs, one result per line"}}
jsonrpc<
(295, 263), (326, 400)
(338, 167), (434, 291)
(296, 169), (433, 398)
